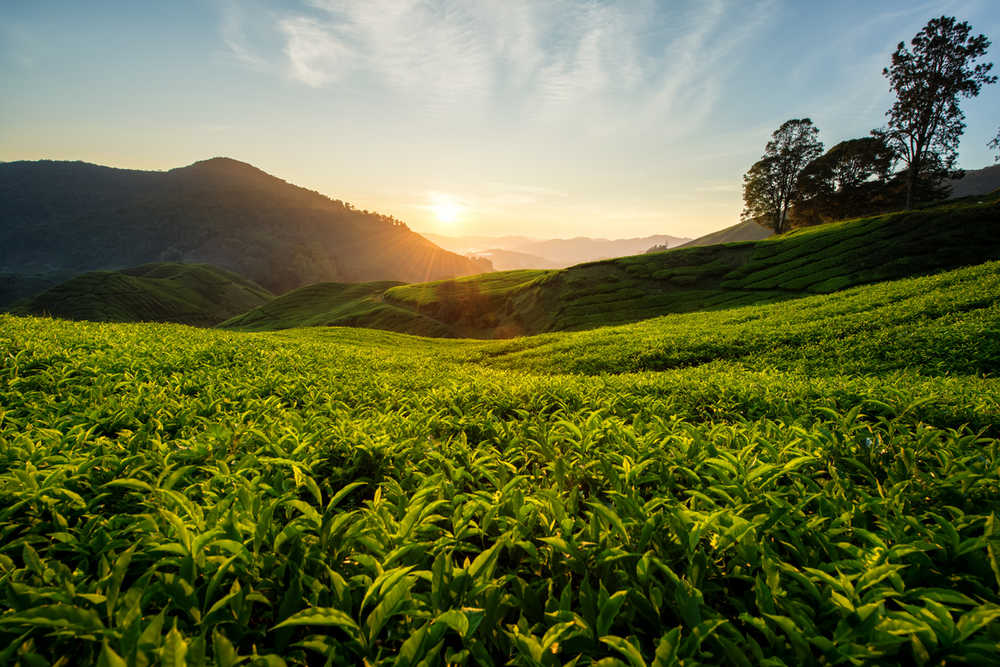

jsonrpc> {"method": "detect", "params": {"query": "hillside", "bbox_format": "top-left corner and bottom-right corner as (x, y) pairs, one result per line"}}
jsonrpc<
(3, 259), (1000, 665)
(11, 263), (272, 326)
(223, 195), (1000, 337)
(0, 158), (490, 294)
(948, 164), (1000, 199)
(668, 219), (773, 249)
(220, 280), (452, 337)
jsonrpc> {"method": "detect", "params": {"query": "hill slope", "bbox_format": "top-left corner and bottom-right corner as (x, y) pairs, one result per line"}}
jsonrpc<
(669, 219), (773, 249)
(12, 263), (272, 326)
(223, 196), (1000, 337)
(0, 158), (490, 293)
(2, 259), (999, 664)
(948, 164), (1000, 199)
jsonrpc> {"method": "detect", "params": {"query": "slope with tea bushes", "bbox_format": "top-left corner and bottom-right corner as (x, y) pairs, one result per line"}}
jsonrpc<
(222, 196), (1000, 338)
(1, 260), (999, 665)
(220, 280), (452, 337)
(10, 263), (273, 327)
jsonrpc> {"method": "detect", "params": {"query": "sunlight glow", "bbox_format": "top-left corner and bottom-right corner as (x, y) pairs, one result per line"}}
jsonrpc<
(430, 196), (463, 225)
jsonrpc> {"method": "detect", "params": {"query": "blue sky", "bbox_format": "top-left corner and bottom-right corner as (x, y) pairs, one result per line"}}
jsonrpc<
(2, 0), (998, 238)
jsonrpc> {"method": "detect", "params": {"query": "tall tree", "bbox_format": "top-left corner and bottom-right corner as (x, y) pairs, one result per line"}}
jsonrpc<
(877, 16), (996, 209)
(742, 119), (823, 234)
(991, 127), (1000, 162)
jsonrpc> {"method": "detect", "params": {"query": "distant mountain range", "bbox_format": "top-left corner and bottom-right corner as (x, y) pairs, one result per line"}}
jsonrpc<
(949, 164), (1000, 199)
(422, 232), (690, 269)
(0, 158), (490, 295)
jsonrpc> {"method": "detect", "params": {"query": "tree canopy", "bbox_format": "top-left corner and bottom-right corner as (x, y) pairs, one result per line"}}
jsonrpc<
(877, 16), (996, 209)
(742, 119), (823, 234)
(793, 137), (894, 225)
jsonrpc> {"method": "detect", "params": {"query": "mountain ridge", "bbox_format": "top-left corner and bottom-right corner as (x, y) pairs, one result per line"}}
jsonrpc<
(0, 158), (491, 294)
(423, 231), (691, 269)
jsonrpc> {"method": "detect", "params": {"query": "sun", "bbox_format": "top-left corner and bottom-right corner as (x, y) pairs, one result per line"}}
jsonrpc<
(430, 196), (462, 225)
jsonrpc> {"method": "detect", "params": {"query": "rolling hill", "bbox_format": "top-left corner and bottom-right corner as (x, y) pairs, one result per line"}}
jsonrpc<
(11, 263), (272, 326)
(0, 158), (490, 294)
(222, 195), (1000, 338)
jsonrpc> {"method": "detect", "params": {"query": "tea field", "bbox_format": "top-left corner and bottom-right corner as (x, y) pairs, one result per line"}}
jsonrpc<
(1, 261), (1000, 665)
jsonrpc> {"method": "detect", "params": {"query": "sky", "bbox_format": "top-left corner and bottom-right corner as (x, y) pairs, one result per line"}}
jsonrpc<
(2, 1), (999, 240)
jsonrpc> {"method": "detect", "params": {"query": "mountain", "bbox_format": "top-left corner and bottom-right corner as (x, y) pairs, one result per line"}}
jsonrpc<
(660, 219), (773, 250)
(515, 235), (691, 266)
(420, 233), (537, 255)
(11, 263), (272, 326)
(420, 232), (690, 268)
(222, 194), (1000, 338)
(949, 164), (1000, 199)
(466, 248), (562, 270)
(0, 158), (491, 294)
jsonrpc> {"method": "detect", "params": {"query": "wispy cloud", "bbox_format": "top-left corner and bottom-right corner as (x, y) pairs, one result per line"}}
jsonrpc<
(221, 0), (775, 132)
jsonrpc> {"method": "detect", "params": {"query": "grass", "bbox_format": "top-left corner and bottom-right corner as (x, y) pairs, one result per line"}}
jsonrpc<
(10, 263), (273, 327)
(221, 196), (1000, 338)
(1, 259), (999, 664)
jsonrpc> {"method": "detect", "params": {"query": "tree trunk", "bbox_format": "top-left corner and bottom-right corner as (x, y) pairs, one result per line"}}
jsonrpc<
(905, 164), (915, 210)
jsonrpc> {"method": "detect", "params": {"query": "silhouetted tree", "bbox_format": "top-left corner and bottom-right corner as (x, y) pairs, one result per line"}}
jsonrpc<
(991, 127), (1000, 162)
(793, 137), (894, 225)
(876, 16), (996, 209)
(742, 119), (823, 234)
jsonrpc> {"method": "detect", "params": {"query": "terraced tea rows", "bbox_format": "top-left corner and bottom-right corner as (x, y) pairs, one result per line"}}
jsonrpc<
(1, 260), (999, 664)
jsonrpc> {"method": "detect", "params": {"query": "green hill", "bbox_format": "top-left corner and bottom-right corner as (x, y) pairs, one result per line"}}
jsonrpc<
(11, 262), (273, 326)
(220, 280), (452, 337)
(0, 158), (490, 294)
(2, 258), (999, 665)
(223, 196), (1000, 337)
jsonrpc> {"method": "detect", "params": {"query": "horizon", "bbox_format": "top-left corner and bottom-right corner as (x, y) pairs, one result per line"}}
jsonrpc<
(2, 1), (999, 239)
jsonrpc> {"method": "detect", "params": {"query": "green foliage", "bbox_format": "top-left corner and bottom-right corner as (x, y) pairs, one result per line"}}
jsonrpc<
(10, 263), (273, 327)
(1, 259), (1000, 664)
(793, 138), (895, 225)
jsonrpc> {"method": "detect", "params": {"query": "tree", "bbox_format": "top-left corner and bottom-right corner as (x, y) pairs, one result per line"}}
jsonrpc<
(991, 127), (1000, 162)
(742, 119), (823, 234)
(793, 137), (894, 225)
(878, 16), (996, 209)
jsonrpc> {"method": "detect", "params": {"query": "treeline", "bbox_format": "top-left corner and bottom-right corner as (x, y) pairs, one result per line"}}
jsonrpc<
(743, 16), (997, 233)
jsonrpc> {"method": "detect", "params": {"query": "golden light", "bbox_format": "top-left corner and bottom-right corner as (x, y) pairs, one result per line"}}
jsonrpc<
(430, 195), (463, 225)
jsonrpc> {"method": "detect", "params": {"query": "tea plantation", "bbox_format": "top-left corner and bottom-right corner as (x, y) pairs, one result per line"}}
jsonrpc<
(1, 261), (999, 665)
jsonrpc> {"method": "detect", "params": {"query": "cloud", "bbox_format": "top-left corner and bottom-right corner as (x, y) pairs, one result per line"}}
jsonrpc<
(279, 16), (356, 87)
(222, 1), (774, 129)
